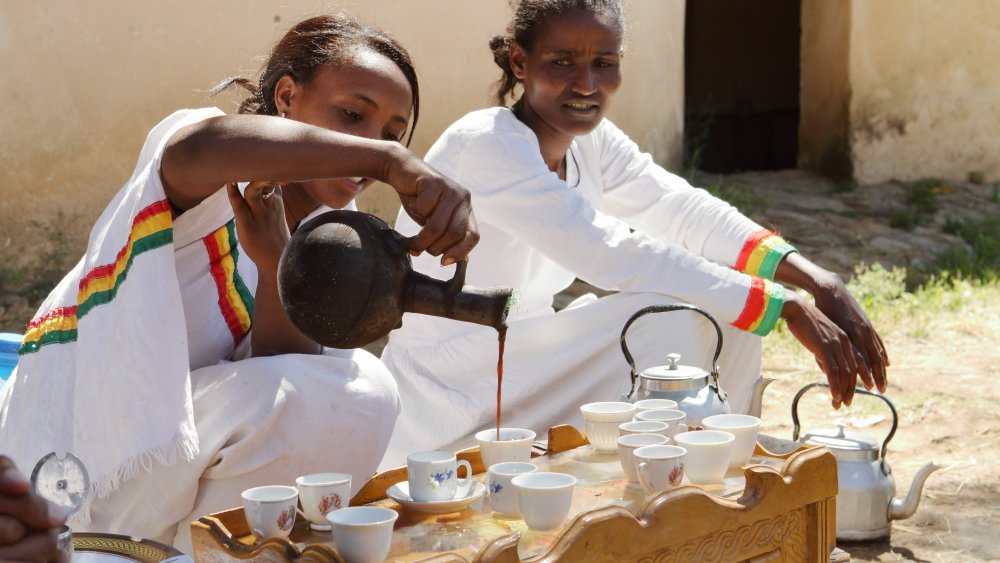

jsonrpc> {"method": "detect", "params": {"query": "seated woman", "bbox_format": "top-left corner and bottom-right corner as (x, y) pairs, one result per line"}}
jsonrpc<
(380, 0), (888, 466)
(0, 13), (476, 553)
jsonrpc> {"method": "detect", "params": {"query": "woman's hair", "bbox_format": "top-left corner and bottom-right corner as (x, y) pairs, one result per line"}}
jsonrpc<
(489, 0), (625, 106)
(215, 13), (420, 145)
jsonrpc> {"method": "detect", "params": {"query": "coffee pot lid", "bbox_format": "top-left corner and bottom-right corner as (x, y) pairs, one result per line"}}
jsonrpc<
(30, 451), (89, 518)
(640, 353), (708, 381)
(801, 424), (880, 461)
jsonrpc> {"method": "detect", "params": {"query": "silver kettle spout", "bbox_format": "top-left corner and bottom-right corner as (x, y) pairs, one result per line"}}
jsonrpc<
(889, 463), (941, 521)
(746, 377), (775, 418)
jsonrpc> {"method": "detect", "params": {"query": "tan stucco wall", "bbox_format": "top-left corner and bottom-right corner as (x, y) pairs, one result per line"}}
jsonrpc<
(847, 0), (1000, 184)
(0, 0), (684, 268)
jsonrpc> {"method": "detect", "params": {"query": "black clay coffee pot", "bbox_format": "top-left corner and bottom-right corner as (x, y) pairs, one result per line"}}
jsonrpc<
(278, 210), (513, 349)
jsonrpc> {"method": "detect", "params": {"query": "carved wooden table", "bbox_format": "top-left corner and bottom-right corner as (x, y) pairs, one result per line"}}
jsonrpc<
(192, 426), (838, 562)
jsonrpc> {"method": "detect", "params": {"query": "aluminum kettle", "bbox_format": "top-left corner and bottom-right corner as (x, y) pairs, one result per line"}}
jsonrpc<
(792, 382), (940, 541)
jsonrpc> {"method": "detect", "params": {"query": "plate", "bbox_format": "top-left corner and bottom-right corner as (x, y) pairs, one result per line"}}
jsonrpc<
(72, 532), (187, 563)
(386, 480), (486, 514)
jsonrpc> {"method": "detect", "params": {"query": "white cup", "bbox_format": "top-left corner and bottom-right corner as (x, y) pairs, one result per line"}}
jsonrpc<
(487, 461), (536, 517)
(241, 485), (299, 539)
(295, 473), (351, 531)
(618, 420), (670, 438)
(633, 399), (679, 419)
(511, 472), (577, 531)
(701, 414), (761, 467)
(617, 433), (668, 483)
(580, 402), (636, 453)
(407, 451), (474, 502)
(327, 506), (398, 563)
(673, 430), (735, 484)
(634, 445), (687, 495)
(475, 427), (537, 469)
(635, 409), (688, 440)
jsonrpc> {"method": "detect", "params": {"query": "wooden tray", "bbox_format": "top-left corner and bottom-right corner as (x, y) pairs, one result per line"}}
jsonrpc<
(192, 426), (838, 562)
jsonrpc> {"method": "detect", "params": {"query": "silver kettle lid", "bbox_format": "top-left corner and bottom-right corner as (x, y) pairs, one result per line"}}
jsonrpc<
(641, 353), (709, 381)
(801, 424), (881, 462)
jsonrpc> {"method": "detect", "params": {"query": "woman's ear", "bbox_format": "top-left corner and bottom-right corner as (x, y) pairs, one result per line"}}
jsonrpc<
(274, 74), (297, 118)
(509, 42), (528, 80)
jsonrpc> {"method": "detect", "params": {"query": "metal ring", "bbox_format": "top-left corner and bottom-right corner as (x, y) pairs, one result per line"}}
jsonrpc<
(261, 186), (277, 200)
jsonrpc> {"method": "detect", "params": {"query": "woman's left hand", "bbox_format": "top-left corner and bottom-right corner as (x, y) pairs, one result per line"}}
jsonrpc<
(812, 275), (890, 393)
(225, 181), (290, 273)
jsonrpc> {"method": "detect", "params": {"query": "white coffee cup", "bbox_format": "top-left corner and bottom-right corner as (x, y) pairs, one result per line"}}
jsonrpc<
(617, 433), (668, 483)
(701, 414), (761, 467)
(580, 402), (636, 453)
(511, 472), (577, 531)
(618, 420), (670, 438)
(634, 444), (687, 495)
(673, 430), (735, 484)
(241, 485), (299, 539)
(633, 398), (679, 419)
(475, 427), (536, 469)
(406, 451), (474, 502)
(487, 461), (536, 517)
(327, 506), (398, 563)
(295, 473), (351, 531)
(634, 408), (688, 440)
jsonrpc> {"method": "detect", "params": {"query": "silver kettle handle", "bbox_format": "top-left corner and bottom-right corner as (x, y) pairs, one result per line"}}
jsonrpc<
(620, 304), (724, 400)
(791, 382), (898, 475)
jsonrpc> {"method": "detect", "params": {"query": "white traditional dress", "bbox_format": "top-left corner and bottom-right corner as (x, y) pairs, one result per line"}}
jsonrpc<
(0, 108), (400, 553)
(380, 108), (795, 468)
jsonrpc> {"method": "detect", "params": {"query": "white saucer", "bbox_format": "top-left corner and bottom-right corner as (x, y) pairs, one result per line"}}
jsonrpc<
(386, 481), (486, 514)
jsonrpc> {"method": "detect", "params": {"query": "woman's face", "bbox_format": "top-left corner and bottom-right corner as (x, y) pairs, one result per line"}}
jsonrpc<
(282, 48), (413, 210)
(511, 9), (623, 140)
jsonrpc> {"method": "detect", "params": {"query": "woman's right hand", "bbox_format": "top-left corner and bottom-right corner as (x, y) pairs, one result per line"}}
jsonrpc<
(384, 148), (479, 265)
(0, 456), (68, 562)
(781, 292), (861, 408)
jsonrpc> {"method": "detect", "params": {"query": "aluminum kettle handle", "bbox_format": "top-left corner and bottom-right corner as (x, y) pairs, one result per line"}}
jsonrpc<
(620, 304), (724, 400)
(791, 382), (898, 475)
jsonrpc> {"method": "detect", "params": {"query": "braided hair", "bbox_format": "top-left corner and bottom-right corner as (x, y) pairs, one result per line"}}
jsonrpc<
(214, 13), (421, 145)
(489, 0), (625, 106)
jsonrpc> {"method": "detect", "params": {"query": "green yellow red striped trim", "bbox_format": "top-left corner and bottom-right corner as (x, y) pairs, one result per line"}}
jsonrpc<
(734, 229), (797, 280)
(204, 219), (254, 344)
(732, 277), (785, 336)
(19, 200), (174, 355)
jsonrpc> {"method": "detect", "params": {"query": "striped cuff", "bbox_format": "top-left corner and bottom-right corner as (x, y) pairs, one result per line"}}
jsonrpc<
(732, 278), (786, 336)
(734, 229), (797, 280)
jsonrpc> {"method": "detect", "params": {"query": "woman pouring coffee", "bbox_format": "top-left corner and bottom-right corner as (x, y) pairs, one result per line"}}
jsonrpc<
(379, 0), (888, 466)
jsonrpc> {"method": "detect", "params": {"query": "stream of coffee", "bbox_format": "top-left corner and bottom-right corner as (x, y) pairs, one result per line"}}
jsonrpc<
(496, 326), (507, 441)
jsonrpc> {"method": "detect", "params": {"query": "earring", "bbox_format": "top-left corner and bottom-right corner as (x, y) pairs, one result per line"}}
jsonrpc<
(280, 112), (286, 118)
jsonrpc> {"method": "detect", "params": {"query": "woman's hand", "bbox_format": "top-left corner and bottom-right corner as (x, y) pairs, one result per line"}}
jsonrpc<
(781, 292), (861, 408)
(226, 181), (290, 274)
(384, 148), (479, 265)
(0, 456), (68, 562)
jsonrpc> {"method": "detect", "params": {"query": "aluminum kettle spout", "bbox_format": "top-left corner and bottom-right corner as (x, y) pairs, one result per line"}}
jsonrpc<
(889, 462), (941, 521)
(746, 377), (775, 418)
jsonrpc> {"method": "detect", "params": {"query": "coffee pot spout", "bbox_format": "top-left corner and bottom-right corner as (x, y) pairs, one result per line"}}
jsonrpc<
(746, 376), (775, 418)
(406, 261), (514, 332)
(889, 462), (941, 521)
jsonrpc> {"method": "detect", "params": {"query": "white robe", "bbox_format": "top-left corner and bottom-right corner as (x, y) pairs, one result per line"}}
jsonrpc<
(380, 108), (794, 468)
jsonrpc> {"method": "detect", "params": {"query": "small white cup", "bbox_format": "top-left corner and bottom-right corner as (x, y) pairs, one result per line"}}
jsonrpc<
(327, 506), (398, 563)
(635, 409), (688, 440)
(633, 399), (679, 419)
(580, 402), (636, 453)
(619, 420), (670, 438)
(407, 451), (474, 502)
(617, 433), (668, 483)
(487, 461), (536, 517)
(511, 472), (577, 531)
(475, 427), (537, 469)
(701, 414), (761, 467)
(295, 473), (351, 531)
(242, 485), (299, 539)
(634, 445), (687, 495)
(673, 430), (735, 484)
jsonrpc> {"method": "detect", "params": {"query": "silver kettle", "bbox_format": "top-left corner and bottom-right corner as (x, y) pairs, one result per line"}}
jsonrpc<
(792, 382), (940, 541)
(620, 304), (730, 426)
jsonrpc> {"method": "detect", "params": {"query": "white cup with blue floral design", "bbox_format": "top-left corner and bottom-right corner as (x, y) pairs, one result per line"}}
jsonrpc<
(487, 461), (536, 517)
(406, 451), (473, 502)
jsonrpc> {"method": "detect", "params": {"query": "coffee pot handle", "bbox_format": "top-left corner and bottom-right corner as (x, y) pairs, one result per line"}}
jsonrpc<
(620, 304), (724, 400)
(445, 259), (469, 294)
(791, 382), (898, 475)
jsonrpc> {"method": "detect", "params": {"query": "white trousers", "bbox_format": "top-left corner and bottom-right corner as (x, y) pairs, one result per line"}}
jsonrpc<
(80, 348), (400, 554)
